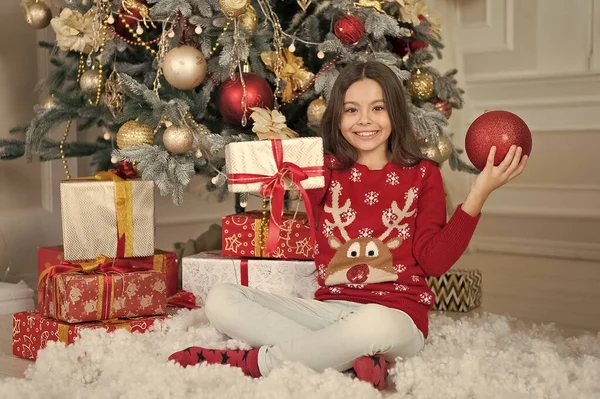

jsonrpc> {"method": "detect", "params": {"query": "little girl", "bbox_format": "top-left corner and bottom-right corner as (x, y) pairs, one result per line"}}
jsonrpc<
(169, 61), (528, 390)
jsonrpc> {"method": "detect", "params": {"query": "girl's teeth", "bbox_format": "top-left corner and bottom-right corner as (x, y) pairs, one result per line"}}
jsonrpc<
(356, 131), (378, 137)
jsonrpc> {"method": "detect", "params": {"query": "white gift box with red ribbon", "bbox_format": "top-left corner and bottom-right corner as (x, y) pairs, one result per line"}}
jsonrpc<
(225, 138), (325, 255)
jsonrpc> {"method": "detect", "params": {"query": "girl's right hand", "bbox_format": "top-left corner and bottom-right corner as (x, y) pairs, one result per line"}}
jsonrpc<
(470, 145), (528, 198)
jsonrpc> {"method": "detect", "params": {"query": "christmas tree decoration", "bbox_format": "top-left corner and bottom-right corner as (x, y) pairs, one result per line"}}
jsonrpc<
(465, 110), (532, 171)
(407, 69), (434, 100)
(297, 0), (312, 11)
(162, 45), (207, 90)
(24, 1), (52, 29)
(218, 73), (274, 126)
(50, 8), (101, 53)
(113, 0), (156, 39)
(250, 108), (299, 140)
(261, 49), (314, 102)
(238, 4), (257, 34)
(103, 67), (125, 117)
(388, 36), (429, 58)
(307, 97), (327, 126)
(116, 120), (155, 149)
(163, 125), (195, 154)
(220, 0), (249, 18)
(433, 99), (452, 119)
(79, 69), (102, 95)
(334, 15), (364, 45)
(353, 0), (385, 14)
(9, 0), (473, 206)
(421, 135), (453, 164)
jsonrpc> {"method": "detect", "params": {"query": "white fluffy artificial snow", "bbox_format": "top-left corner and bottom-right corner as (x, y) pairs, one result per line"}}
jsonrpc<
(1, 310), (599, 399)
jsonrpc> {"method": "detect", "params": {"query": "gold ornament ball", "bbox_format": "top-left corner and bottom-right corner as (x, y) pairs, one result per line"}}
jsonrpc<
(116, 120), (155, 149)
(25, 2), (52, 29)
(163, 125), (194, 154)
(238, 4), (257, 34)
(219, 0), (249, 18)
(80, 69), (101, 95)
(421, 136), (454, 164)
(307, 97), (327, 126)
(408, 70), (434, 100)
(162, 45), (207, 90)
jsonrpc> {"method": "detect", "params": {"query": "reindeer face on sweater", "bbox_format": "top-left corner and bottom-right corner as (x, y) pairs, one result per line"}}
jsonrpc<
(323, 181), (417, 286)
(325, 236), (400, 285)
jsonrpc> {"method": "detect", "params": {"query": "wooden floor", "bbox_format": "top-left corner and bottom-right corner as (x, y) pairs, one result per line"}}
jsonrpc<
(1, 252), (598, 380)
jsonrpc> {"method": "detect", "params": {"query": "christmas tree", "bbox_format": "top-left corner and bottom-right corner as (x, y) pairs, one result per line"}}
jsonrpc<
(3, 0), (477, 206)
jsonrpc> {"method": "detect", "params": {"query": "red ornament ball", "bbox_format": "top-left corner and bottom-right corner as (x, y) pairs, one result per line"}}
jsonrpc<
(334, 15), (364, 45)
(218, 73), (274, 126)
(465, 110), (532, 171)
(113, 0), (157, 39)
(388, 37), (429, 58)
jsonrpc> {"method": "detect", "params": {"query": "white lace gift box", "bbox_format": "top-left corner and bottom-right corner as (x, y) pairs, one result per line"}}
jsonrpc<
(60, 179), (155, 260)
(182, 251), (318, 305)
(225, 137), (325, 193)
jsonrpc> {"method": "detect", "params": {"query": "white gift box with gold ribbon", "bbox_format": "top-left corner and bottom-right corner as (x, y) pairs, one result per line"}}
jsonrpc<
(60, 178), (155, 260)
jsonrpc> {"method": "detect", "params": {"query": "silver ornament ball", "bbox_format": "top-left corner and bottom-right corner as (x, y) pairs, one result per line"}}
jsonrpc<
(79, 69), (101, 94)
(163, 125), (194, 153)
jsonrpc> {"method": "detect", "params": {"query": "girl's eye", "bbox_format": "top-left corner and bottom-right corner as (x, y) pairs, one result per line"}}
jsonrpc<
(373, 106), (385, 111)
(344, 108), (357, 113)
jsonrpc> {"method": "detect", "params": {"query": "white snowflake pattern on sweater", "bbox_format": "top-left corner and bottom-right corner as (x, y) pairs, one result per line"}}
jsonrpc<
(350, 168), (362, 182)
(329, 286), (342, 294)
(322, 224), (334, 237)
(372, 291), (388, 296)
(399, 226), (411, 239)
(386, 172), (400, 186)
(342, 208), (357, 222)
(393, 284), (409, 291)
(364, 191), (379, 205)
(419, 292), (433, 305)
(394, 264), (406, 273)
(420, 166), (426, 177)
(346, 283), (366, 289)
(317, 264), (327, 279)
(314, 243), (319, 256)
(411, 275), (420, 282)
(358, 228), (374, 237)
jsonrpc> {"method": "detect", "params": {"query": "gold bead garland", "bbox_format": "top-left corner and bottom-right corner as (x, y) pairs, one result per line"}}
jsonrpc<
(185, 111), (210, 135)
(208, 18), (233, 59)
(117, 10), (157, 55)
(88, 5), (111, 106)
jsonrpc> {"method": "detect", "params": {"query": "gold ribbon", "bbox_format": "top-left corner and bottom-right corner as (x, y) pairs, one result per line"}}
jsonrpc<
(72, 171), (135, 257)
(260, 49), (314, 102)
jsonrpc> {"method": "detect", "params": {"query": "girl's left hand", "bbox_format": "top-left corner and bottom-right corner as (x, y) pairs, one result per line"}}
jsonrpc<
(470, 145), (529, 198)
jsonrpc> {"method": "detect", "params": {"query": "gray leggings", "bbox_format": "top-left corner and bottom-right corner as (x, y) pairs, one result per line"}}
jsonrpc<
(203, 283), (425, 376)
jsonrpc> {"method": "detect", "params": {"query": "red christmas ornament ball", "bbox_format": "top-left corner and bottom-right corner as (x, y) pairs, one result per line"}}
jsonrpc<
(218, 73), (274, 126)
(465, 110), (532, 171)
(334, 15), (364, 45)
(113, 0), (156, 39)
(387, 36), (429, 58)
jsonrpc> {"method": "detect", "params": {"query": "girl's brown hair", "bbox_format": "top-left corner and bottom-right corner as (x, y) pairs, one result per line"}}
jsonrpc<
(319, 61), (425, 169)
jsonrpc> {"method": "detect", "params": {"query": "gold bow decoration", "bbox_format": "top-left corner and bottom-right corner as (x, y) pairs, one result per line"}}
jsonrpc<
(250, 107), (299, 140)
(260, 49), (314, 102)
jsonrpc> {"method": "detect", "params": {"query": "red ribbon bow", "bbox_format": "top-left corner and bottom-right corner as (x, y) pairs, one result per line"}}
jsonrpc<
(258, 139), (317, 254)
(110, 161), (138, 180)
(167, 290), (200, 309)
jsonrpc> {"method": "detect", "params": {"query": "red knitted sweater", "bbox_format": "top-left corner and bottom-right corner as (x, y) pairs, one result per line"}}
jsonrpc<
(307, 156), (480, 337)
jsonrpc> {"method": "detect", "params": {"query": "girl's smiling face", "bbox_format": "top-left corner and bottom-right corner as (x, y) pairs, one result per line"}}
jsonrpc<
(339, 78), (392, 164)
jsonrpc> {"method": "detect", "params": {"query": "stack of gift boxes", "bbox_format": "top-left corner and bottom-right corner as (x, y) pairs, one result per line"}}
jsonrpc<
(182, 138), (322, 305)
(12, 163), (187, 361)
(181, 137), (482, 313)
